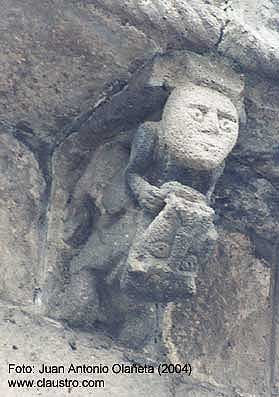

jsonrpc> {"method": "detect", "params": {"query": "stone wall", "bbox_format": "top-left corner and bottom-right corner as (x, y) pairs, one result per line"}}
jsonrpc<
(0, 1), (279, 396)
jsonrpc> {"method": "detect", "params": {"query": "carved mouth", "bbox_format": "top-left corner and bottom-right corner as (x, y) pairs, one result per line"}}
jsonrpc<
(201, 130), (218, 135)
(200, 142), (217, 149)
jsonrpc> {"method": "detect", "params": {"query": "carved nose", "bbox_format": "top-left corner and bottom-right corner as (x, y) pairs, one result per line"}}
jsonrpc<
(202, 111), (220, 135)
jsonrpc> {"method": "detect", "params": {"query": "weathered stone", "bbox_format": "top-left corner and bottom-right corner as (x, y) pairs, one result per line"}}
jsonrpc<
(0, 126), (45, 305)
(122, 191), (217, 302)
(94, 0), (225, 51)
(175, 385), (226, 397)
(60, 268), (101, 329)
(0, 304), (171, 397)
(42, 133), (137, 324)
(1, 2), (279, 396)
(219, 0), (279, 79)
(232, 73), (279, 187)
(214, 74), (279, 261)
(42, 51), (244, 350)
(162, 84), (239, 170)
(2, 1), (279, 144)
(120, 54), (243, 305)
(165, 232), (271, 396)
(0, 0), (158, 141)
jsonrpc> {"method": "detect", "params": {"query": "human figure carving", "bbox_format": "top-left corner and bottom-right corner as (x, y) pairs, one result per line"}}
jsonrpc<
(121, 82), (240, 302)
(60, 80), (240, 351)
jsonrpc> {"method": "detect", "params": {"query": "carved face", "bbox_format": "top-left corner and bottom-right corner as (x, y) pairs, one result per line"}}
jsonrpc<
(162, 84), (239, 170)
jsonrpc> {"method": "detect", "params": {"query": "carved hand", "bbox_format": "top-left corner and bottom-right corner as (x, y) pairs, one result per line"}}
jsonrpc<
(138, 185), (166, 213)
(159, 181), (207, 204)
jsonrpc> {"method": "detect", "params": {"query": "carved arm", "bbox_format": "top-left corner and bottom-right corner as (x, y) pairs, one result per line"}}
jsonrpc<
(126, 122), (165, 213)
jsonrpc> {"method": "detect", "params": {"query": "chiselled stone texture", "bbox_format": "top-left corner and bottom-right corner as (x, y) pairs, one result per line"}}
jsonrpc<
(214, 73), (279, 262)
(93, 0), (224, 50)
(0, 1), (279, 397)
(167, 232), (271, 396)
(43, 51), (243, 342)
(122, 189), (217, 302)
(0, 303), (171, 397)
(1, 1), (279, 143)
(162, 84), (239, 170)
(0, 125), (45, 306)
(0, 0), (158, 142)
(219, 0), (279, 79)
(43, 132), (136, 323)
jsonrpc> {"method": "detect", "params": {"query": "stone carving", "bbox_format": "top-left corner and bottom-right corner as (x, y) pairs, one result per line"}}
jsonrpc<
(49, 52), (244, 352)
(121, 187), (216, 301)
(162, 83), (239, 171)
(0, 125), (46, 306)
(120, 83), (239, 302)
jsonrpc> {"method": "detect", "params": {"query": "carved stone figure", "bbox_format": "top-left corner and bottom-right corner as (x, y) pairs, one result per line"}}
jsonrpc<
(120, 82), (239, 302)
(57, 63), (242, 351)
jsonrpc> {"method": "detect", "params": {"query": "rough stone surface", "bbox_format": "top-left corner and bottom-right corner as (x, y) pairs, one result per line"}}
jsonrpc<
(162, 84), (239, 170)
(0, 0), (158, 142)
(122, 191), (217, 302)
(165, 232), (271, 396)
(219, 0), (279, 79)
(1, 1), (279, 396)
(0, 303), (171, 396)
(0, 125), (45, 306)
(1, 1), (279, 143)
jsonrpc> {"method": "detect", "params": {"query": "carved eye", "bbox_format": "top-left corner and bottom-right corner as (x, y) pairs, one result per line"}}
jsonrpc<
(189, 108), (204, 122)
(219, 118), (235, 132)
(149, 241), (170, 258)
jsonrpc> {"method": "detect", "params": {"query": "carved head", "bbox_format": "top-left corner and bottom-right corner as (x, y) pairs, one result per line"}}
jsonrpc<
(162, 83), (239, 170)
